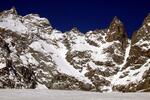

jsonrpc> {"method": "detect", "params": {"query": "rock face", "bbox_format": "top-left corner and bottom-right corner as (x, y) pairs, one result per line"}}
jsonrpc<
(0, 8), (149, 92)
(112, 14), (150, 92)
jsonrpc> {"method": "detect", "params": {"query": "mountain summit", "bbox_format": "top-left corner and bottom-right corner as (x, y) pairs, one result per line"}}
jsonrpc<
(0, 8), (149, 92)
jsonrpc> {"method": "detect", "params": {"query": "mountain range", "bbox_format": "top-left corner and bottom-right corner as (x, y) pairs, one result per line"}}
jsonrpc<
(0, 7), (149, 92)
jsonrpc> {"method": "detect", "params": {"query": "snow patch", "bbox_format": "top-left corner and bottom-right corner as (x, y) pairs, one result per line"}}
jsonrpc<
(134, 39), (150, 51)
(20, 53), (39, 66)
(0, 63), (6, 69)
(36, 83), (48, 89)
(0, 14), (27, 34)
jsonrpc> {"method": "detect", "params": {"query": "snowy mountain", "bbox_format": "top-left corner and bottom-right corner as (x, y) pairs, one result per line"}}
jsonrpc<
(0, 7), (149, 92)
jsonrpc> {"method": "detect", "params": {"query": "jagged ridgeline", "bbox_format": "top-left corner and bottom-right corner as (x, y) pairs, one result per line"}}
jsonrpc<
(0, 7), (149, 92)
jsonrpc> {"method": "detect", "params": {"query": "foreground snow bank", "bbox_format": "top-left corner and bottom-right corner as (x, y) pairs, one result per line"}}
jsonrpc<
(0, 90), (150, 100)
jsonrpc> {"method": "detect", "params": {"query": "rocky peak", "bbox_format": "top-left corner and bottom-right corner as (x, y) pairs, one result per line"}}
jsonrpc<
(111, 16), (122, 24)
(0, 7), (17, 17)
(143, 13), (150, 25)
(64, 27), (82, 39)
(70, 27), (81, 34)
(109, 16), (125, 33)
(106, 17), (128, 49)
(131, 14), (150, 45)
(9, 7), (17, 15)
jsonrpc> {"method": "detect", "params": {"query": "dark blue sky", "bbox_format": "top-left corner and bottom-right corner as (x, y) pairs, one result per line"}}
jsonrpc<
(0, 0), (150, 38)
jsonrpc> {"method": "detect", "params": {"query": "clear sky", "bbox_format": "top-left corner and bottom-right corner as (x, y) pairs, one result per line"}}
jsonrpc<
(0, 0), (150, 38)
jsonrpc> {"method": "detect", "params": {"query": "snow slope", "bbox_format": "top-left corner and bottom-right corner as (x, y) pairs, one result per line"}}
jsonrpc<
(29, 39), (92, 84)
(0, 90), (150, 100)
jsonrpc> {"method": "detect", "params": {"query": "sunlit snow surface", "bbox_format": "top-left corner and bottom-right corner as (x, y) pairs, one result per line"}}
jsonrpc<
(0, 90), (150, 100)
(0, 14), (27, 34)
(0, 63), (6, 69)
